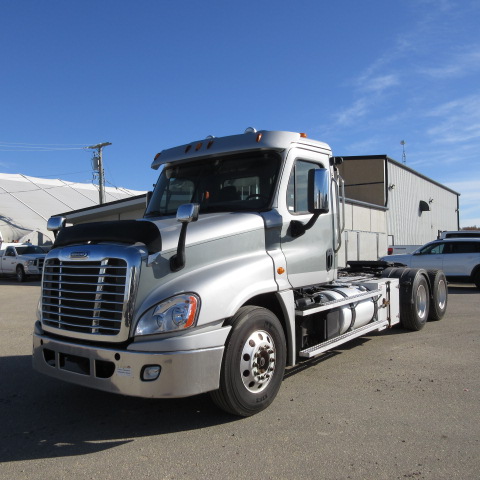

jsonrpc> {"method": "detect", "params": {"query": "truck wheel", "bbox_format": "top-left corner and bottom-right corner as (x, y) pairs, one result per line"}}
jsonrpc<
(427, 269), (448, 321)
(16, 265), (26, 283)
(210, 306), (286, 417)
(400, 270), (430, 331)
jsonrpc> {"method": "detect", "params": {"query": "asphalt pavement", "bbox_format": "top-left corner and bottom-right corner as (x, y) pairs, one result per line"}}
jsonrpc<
(0, 278), (479, 479)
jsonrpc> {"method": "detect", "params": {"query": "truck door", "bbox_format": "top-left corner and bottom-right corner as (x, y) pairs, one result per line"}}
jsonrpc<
(280, 150), (335, 287)
(410, 242), (445, 272)
(2, 246), (16, 274)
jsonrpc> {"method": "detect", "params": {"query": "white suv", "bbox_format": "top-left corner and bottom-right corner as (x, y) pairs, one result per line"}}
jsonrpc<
(380, 238), (480, 289)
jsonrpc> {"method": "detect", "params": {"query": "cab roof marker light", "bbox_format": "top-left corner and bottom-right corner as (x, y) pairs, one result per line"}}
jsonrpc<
(206, 135), (215, 149)
(185, 145), (192, 153)
(256, 133), (263, 142)
(300, 132), (308, 138)
(153, 152), (161, 162)
(195, 142), (203, 151)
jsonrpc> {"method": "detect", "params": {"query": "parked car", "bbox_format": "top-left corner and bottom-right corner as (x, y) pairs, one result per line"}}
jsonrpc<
(0, 243), (46, 282)
(438, 230), (480, 239)
(380, 238), (480, 289)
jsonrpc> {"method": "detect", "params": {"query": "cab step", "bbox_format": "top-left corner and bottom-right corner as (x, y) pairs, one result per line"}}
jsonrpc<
(298, 319), (389, 358)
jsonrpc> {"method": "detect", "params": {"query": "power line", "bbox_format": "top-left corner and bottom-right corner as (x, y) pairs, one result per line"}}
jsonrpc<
(0, 141), (89, 146)
(0, 147), (87, 152)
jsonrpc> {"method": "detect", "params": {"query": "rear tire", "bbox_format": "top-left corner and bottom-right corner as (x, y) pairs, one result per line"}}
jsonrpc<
(400, 271), (430, 330)
(427, 269), (447, 321)
(210, 306), (286, 417)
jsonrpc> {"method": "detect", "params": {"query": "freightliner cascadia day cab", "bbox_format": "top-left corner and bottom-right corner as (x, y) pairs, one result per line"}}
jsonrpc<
(33, 129), (448, 416)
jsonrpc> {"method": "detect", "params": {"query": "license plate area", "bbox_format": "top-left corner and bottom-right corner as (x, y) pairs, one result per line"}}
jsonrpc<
(59, 353), (90, 375)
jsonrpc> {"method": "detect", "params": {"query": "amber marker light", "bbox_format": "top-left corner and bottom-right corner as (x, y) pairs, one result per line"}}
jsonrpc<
(153, 152), (161, 161)
(300, 132), (308, 138)
(277, 267), (285, 275)
(256, 133), (263, 142)
(195, 142), (203, 151)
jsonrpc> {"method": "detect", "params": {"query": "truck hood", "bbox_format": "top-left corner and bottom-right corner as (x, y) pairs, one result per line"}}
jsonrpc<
(18, 254), (46, 260)
(379, 254), (412, 265)
(151, 211), (265, 252)
(52, 212), (265, 254)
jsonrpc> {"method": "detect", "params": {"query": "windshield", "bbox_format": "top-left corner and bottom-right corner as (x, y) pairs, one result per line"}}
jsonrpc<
(145, 152), (281, 217)
(15, 246), (45, 255)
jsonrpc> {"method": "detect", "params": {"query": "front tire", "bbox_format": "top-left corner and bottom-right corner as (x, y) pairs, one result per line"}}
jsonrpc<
(16, 265), (26, 283)
(210, 306), (286, 417)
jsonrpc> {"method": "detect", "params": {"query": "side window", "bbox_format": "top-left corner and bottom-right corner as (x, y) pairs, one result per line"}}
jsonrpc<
(5, 247), (15, 257)
(450, 242), (476, 254)
(420, 243), (445, 254)
(287, 160), (321, 214)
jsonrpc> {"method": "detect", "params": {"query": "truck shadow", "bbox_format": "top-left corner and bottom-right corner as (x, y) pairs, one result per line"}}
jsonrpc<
(0, 278), (41, 286)
(0, 355), (237, 463)
(447, 284), (478, 294)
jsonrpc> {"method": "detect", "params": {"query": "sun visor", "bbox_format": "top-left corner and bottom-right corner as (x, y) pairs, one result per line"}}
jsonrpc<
(53, 220), (162, 253)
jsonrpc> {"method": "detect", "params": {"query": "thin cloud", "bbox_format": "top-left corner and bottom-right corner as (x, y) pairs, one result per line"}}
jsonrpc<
(426, 94), (480, 143)
(333, 99), (368, 127)
(420, 45), (480, 79)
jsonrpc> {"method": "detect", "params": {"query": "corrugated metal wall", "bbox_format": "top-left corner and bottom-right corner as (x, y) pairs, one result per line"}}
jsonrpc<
(386, 161), (459, 246)
(337, 200), (388, 267)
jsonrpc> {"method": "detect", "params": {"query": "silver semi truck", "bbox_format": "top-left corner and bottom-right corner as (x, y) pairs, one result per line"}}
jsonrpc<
(32, 129), (448, 416)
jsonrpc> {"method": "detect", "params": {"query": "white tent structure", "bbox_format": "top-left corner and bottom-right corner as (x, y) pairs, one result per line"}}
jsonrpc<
(0, 173), (145, 245)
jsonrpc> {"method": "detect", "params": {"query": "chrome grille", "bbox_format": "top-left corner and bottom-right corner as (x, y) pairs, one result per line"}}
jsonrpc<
(42, 258), (128, 336)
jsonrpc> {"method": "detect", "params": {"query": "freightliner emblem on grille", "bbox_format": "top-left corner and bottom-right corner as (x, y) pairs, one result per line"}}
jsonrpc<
(70, 251), (89, 258)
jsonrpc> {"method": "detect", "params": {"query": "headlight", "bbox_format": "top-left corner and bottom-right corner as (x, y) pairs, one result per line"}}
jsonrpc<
(24, 260), (35, 266)
(135, 294), (199, 336)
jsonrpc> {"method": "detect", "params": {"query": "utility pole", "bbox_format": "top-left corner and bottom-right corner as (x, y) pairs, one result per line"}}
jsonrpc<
(87, 142), (112, 204)
(400, 140), (406, 164)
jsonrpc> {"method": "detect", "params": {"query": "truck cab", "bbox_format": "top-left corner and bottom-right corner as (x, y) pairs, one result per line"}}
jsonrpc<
(33, 129), (446, 416)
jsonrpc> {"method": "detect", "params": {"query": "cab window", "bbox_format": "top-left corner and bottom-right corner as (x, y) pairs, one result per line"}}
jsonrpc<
(287, 160), (321, 214)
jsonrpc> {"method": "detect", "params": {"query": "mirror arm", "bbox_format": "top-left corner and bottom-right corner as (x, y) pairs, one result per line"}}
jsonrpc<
(290, 213), (320, 238)
(170, 203), (199, 272)
(170, 222), (189, 272)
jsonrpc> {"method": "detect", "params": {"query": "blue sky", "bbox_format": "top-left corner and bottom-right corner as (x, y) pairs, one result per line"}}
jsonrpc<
(1, 0), (479, 227)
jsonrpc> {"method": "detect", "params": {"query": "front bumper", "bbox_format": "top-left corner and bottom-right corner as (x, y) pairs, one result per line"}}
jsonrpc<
(32, 322), (230, 398)
(25, 265), (42, 275)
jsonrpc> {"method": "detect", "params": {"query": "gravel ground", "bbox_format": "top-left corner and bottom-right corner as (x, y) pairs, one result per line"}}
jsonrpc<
(0, 278), (478, 480)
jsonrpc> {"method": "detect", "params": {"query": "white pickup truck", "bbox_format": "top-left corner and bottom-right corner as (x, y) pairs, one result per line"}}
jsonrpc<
(0, 243), (46, 282)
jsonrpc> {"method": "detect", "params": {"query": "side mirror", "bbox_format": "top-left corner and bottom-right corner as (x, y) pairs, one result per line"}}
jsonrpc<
(47, 216), (66, 238)
(177, 203), (200, 224)
(290, 168), (330, 238)
(308, 168), (330, 214)
(170, 204), (199, 272)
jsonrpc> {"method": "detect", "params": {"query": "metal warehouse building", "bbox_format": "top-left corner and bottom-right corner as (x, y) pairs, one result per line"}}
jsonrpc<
(339, 155), (460, 256)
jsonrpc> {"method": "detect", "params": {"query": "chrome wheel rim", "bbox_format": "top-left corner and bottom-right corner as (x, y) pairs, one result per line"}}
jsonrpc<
(437, 279), (447, 309)
(240, 330), (276, 393)
(417, 284), (428, 319)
